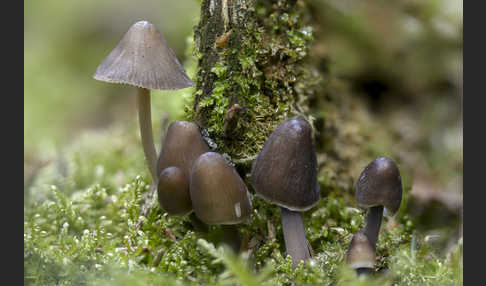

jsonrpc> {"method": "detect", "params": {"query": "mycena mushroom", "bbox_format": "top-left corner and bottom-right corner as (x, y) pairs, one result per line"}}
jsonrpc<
(93, 20), (194, 182)
(157, 121), (211, 180)
(346, 232), (375, 276)
(251, 116), (320, 267)
(356, 157), (403, 248)
(347, 157), (403, 274)
(157, 121), (211, 232)
(190, 152), (252, 253)
(157, 166), (191, 216)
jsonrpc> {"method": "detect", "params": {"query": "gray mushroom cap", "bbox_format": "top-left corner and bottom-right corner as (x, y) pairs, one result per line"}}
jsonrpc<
(356, 157), (403, 216)
(157, 166), (192, 216)
(157, 121), (211, 181)
(346, 232), (375, 269)
(93, 20), (194, 90)
(190, 152), (252, 225)
(250, 116), (320, 211)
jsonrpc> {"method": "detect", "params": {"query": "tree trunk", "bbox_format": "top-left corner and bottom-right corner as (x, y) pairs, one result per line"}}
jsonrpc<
(190, 0), (365, 198)
(191, 0), (320, 174)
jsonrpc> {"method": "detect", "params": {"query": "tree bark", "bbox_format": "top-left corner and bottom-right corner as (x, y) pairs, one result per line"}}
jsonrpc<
(191, 0), (319, 174)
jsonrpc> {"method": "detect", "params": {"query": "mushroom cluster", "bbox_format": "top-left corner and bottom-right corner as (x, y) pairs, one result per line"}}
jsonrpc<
(156, 120), (210, 229)
(93, 20), (407, 277)
(346, 157), (403, 275)
(94, 20), (253, 253)
(156, 122), (252, 252)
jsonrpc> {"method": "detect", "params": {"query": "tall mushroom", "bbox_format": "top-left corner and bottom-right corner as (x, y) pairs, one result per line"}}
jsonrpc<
(93, 20), (194, 182)
(190, 152), (252, 252)
(157, 121), (211, 231)
(355, 157), (403, 249)
(251, 116), (320, 267)
(346, 232), (375, 276)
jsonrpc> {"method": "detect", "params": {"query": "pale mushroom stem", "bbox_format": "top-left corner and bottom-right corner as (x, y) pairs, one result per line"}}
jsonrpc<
(221, 224), (241, 253)
(281, 207), (311, 268)
(137, 88), (158, 182)
(363, 205), (384, 249)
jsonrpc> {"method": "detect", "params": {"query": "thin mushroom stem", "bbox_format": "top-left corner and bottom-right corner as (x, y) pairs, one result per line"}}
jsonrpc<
(281, 207), (311, 267)
(362, 205), (384, 249)
(221, 224), (242, 253)
(137, 88), (158, 182)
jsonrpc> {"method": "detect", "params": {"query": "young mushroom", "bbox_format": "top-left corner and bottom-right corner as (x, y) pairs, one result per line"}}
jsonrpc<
(346, 232), (375, 276)
(157, 121), (211, 231)
(93, 20), (194, 182)
(157, 166), (191, 216)
(157, 121), (211, 177)
(346, 157), (402, 274)
(190, 152), (252, 253)
(356, 157), (403, 249)
(251, 116), (320, 267)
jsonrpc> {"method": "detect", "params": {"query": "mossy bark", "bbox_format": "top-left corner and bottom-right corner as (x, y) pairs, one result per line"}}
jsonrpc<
(190, 0), (375, 196)
(191, 0), (319, 174)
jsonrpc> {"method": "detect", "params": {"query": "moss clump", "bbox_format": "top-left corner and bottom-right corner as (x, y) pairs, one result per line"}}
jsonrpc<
(189, 0), (320, 167)
(23, 128), (462, 285)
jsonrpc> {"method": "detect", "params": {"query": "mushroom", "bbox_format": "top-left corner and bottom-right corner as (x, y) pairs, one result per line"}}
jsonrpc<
(346, 232), (375, 275)
(190, 152), (252, 252)
(251, 116), (320, 267)
(93, 20), (194, 182)
(157, 121), (211, 231)
(346, 232), (375, 276)
(355, 157), (403, 249)
(157, 166), (191, 216)
(157, 121), (210, 177)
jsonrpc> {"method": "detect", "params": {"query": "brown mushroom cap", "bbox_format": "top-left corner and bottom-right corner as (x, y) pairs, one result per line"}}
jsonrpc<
(251, 116), (320, 211)
(190, 152), (252, 225)
(356, 157), (403, 216)
(93, 20), (194, 90)
(157, 121), (211, 180)
(157, 166), (192, 216)
(346, 232), (376, 269)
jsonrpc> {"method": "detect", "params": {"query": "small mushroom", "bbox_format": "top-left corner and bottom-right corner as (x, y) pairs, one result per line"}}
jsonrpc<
(157, 166), (191, 216)
(94, 20), (194, 182)
(157, 121), (211, 231)
(346, 232), (375, 276)
(251, 116), (320, 267)
(356, 157), (403, 249)
(157, 121), (210, 177)
(190, 152), (252, 252)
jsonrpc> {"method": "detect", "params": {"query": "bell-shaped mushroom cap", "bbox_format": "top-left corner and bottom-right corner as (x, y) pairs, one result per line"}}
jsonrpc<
(93, 20), (194, 90)
(356, 157), (403, 216)
(157, 121), (211, 180)
(250, 116), (320, 211)
(346, 232), (375, 269)
(190, 152), (252, 225)
(157, 166), (192, 216)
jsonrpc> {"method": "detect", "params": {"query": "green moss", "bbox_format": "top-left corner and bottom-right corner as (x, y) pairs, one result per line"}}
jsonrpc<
(24, 139), (462, 285)
(188, 0), (320, 167)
